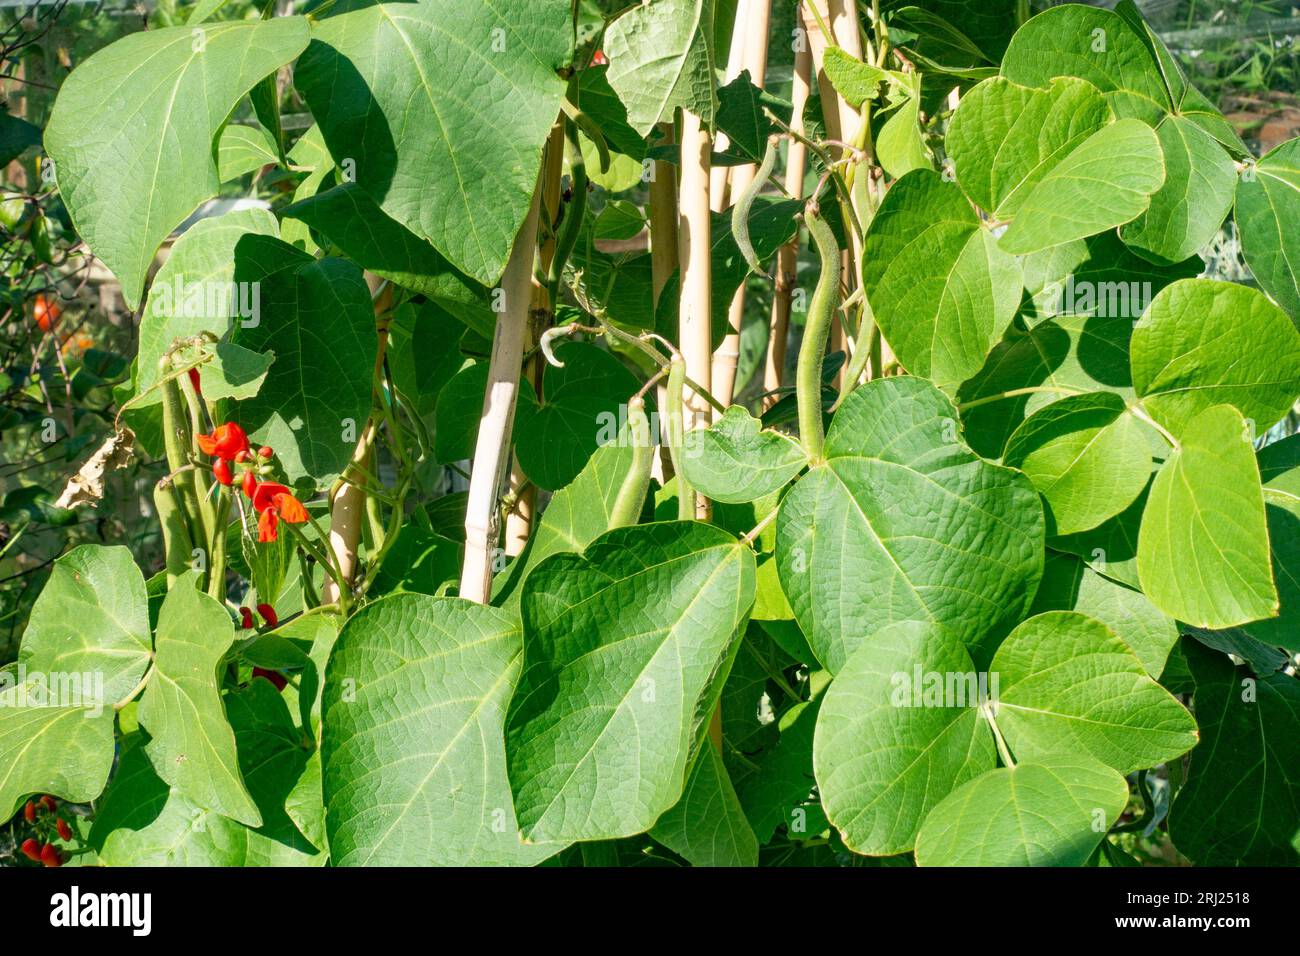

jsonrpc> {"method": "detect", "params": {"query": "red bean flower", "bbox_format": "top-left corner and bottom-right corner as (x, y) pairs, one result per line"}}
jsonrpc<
(251, 482), (308, 543)
(196, 422), (250, 460)
(20, 839), (41, 862)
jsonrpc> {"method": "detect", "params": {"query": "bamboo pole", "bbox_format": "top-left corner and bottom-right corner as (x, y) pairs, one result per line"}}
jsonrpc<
(504, 123), (565, 557)
(711, 0), (773, 411)
(460, 185), (544, 604)
(763, 34), (812, 408)
(710, 2), (752, 212)
(677, 109), (714, 523)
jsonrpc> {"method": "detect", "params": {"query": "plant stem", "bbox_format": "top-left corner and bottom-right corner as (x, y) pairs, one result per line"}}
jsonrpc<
(323, 282), (394, 606)
(764, 35), (812, 409)
(798, 202), (841, 462)
(955, 385), (1084, 412)
(677, 107), (714, 521)
(460, 181), (544, 604)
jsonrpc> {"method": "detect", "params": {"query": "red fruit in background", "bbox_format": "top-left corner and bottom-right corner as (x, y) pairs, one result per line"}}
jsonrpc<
(213, 459), (234, 486)
(39, 843), (61, 867)
(32, 293), (60, 333)
(258, 446), (273, 459)
(23, 800), (35, 823)
(56, 818), (72, 841)
(40, 795), (56, 813)
(252, 667), (287, 691)
(591, 49), (608, 65)
(196, 422), (250, 460)
(255, 603), (278, 628)
(242, 470), (257, 499)
(20, 839), (41, 862)
(239, 606), (255, 629)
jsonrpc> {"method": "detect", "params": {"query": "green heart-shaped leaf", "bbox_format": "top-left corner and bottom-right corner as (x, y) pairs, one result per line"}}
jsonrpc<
(1137, 404), (1278, 628)
(914, 754), (1128, 867)
(1003, 392), (1153, 535)
(777, 376), (1044, 673)
(506, 521), (755, 843)
(1028, 553), (1178, 678)
(948, 76), (1112, 219)
(44, 18), (309, 307)
(999, 119), (1164, 255)
(681, 405), (805, 504)
(814, 621), (996, 855)
(295, 1), (571, 284)
(991, 611), (1198, 773)
(139, 574), (260, 827)
(862, 170), (1022, 390)
(1132, 279), (1300, 437)
(322, 594), (558, 866)
(649, 744), (758, 867)
(1235, 137), (1300, 319)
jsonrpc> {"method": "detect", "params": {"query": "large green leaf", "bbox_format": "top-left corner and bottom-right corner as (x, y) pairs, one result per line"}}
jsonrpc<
(1137, 404), (1278, 628)
(814, 621), (996, 856)
(1028, 552), (1178, 679)
(133, 207), (279, 404)
(1001, 4), (1174, 124)
(1234, 136), (1300, 319)
(1120, 115), (1237, 264)
(18, 544), (151, 703)
(295, 1), (571, 284)
(603, 0), (716, 136)
(1131, 279), (1300, 437)
(492, 430), (638, 610)
(948, 76), (1112, 219)
(1002, 392), (1153, 535)
(138, 575), (260, 828)
(681, 405), (806, 505)
(913, 754), (1128, 867)
(1169, 641), (1300, 866)
(282, 183), (492, 330)
(515, 341), (642, 491)
(649, 744), (758, 867)
(990, 611), (1198, 773)
(862, 170), (1022, 390)
(777, 377), (1044, 674)
(227, 235), (378, 484)
(999, 119), (1164, 255)
(322, 595), (557, 866)
(0, 545), (152, 820)
(44, 18), (309, 307)
(506, 521), (755, 843)
(94, 685), (323, 867)
(1251, 436), (1300, 653)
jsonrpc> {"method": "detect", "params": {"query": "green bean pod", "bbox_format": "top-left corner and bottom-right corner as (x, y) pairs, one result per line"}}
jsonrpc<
(609, 395), (653, 529)
(797, 202), (841, 462)
(735, 134), (780, 274)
